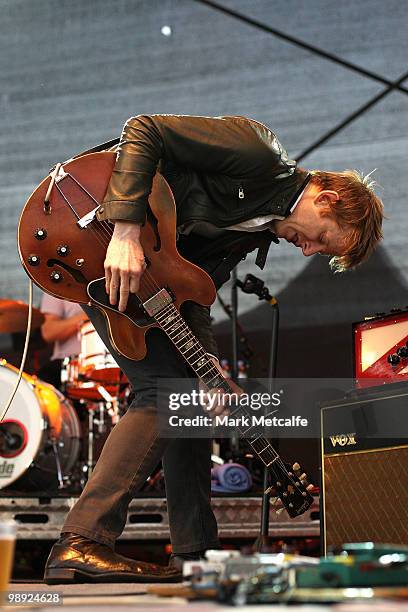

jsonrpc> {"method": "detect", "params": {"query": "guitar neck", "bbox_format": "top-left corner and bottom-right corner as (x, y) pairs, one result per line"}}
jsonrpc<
(155, 302), (280, 468)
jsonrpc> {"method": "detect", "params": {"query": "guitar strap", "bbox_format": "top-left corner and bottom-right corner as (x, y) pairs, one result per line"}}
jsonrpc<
(178, 230), (279, 289)
(72, 137), (121, 159)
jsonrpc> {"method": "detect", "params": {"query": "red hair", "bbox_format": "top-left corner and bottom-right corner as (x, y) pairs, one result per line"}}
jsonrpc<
(309, 169), (384, 271)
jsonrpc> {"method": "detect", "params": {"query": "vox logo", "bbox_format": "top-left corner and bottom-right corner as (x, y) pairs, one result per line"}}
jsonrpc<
(329, 433), (357, 448)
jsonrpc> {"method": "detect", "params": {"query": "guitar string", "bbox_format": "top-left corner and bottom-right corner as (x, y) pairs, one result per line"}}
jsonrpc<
(56, 178), (163, 293)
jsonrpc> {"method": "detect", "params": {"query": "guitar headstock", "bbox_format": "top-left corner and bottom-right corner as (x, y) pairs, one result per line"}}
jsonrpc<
(266, 462), (314, 518)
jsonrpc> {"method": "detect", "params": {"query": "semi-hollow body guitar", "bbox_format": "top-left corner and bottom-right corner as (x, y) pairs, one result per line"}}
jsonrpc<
(18, 151), (313, 518)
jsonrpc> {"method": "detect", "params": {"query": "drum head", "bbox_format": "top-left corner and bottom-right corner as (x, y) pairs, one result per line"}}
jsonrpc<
(0, 363), (43, 488)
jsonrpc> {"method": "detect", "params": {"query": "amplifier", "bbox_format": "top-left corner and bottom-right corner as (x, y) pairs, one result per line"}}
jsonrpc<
(353, 308), (408, 388)
(320, 383), (408, 554)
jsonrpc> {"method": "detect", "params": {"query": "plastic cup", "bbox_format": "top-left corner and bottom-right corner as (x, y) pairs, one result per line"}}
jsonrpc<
(0, 521), (17, 604)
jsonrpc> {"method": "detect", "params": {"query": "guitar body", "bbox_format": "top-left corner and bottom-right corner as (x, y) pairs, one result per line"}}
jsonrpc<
(18, 151), (216, 360)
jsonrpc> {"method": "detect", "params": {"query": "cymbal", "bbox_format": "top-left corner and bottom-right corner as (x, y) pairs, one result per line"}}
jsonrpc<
(0, 299), (44, 333)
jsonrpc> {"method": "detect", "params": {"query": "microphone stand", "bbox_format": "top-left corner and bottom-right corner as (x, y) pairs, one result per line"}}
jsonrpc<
(235, 274), (279, 550)
(230, 268), (239, 453)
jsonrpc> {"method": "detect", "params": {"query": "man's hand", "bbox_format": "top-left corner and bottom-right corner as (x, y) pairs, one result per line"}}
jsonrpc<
(200, 358), (243, 417)
(104, 221), (146, 312)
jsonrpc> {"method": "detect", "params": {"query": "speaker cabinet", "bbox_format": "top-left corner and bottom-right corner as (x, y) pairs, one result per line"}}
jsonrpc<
(321, 384), (408, 553)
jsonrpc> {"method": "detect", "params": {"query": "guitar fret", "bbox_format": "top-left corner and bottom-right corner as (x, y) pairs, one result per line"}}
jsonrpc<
(155, 305), (174, 321)
(175, 332), (194, 347)
(166, 321), (185, 334)
(193, 344), (204, 364)
(199, 364), (218, 376)
(184, 347), (202, 361)
(197, 367), (214, 380)
(182, 340), (195, 351)
(161, 313), (178, 326)
(206, 374), (225, 387)
(195, 358), (209, 370)
(170, 323), (190, 338)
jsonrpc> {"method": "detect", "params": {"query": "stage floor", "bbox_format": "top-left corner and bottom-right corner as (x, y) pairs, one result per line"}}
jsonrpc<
(6, 582), (408, 611)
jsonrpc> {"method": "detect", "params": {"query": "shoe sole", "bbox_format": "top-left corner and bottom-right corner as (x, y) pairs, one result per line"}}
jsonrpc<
(44, 567), (182, 585)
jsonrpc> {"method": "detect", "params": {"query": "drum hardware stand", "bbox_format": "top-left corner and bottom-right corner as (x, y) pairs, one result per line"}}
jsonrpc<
(50, 438), (64, 489)
(86, 404), (96, 478)
(235, 274), (280, 551)
(97, 385), (121, 425)
(84, 388), (121, 480)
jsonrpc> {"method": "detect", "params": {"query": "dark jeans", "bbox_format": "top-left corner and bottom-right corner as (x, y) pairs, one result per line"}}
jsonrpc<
(62, 302), (220, 553)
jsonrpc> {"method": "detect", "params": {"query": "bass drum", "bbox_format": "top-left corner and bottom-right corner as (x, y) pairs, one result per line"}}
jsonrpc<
(0, 361), (81, 492)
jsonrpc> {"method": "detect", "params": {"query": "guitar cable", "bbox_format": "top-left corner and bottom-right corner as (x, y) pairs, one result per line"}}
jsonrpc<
(0, 279), (33, 422)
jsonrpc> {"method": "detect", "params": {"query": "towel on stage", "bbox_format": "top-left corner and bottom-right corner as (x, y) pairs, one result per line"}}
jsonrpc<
(211, 462), (252, 493)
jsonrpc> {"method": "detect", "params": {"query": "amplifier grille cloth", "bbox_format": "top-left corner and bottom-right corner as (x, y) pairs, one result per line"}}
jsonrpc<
(324, 446), (408, 549)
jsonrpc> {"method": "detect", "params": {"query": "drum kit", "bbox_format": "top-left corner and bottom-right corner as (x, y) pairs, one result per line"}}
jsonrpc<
(0, 299), (129, 495)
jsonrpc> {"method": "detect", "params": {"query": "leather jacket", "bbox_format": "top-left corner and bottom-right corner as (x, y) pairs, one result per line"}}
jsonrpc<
(96, 114), (310, 227)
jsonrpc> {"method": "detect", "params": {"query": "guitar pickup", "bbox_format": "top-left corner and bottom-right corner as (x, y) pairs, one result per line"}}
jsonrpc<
(143, 289), (173, 317)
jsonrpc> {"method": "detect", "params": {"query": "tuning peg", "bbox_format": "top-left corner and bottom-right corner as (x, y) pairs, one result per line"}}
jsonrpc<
(269, 497), (279, 506)
(300, 473), (307, 481)
(264, 486), (273, 495)
(276, 507), (285, 515)
(306, 484), (314, 491)
(292, 462), (300, 471)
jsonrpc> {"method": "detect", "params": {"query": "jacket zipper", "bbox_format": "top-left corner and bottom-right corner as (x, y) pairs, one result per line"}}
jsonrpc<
(238, 185), (245, 200)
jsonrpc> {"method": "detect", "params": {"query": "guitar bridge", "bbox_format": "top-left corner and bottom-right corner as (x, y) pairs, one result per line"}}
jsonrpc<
(77, 206), (100, 228)
(143, 288), (173, 317)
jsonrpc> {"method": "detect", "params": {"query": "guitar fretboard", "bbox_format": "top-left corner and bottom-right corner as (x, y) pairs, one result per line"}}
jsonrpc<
(155, 303), (280, 468)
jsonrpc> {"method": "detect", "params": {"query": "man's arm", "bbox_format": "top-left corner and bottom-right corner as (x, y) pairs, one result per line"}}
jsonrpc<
(41, 312), (87, 344)
(101, 114), (294, 310)
(98, 114), (293, 225)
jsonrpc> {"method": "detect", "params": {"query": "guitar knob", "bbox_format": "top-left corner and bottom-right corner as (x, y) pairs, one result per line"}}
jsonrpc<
(388, 353), (400, 366)
(50, 270), (63, 283)
(28, 255), (40, 266)
(397, 346), (408, 359)
(35, 228), (47, 240)
(57, 245), (69, 257)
